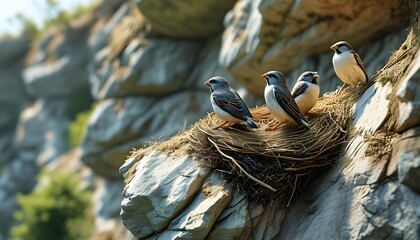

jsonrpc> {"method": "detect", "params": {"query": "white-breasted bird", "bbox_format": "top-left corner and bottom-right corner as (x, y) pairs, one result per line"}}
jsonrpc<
(291, 71), (320, 114)
(205, 76), (258, 129)
(262, 71), (310, 130)
(331, 41), (368, 93)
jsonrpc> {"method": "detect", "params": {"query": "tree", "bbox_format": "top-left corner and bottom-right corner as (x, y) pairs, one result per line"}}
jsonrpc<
(11, 171), (93, 240)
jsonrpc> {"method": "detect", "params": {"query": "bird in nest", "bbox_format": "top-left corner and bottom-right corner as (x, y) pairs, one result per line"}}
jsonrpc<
(205, 76), (258, 129)
(262, 71), (311, 131)
(331, 41), (368, 93)
(291, 71), (320, 114)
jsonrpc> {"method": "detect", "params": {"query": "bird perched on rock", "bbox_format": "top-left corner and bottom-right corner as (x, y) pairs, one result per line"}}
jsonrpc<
(205, 76), (258, 129)
(262, 71), (310, 130)
(330, 41), (368, 93)
(291, 71), (320, 114)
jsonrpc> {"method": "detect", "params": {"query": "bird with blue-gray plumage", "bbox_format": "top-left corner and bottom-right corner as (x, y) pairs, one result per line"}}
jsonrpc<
(205, 76), (258, 129)
(262, 71), (310, 130)
(291, 71), (320, 114)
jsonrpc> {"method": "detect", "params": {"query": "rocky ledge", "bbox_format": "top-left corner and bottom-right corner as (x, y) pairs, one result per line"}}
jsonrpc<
(120, 32), (420, 239)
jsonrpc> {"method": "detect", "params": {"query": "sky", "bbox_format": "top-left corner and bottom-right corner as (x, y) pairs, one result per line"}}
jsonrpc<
(0, 0), (92, 36)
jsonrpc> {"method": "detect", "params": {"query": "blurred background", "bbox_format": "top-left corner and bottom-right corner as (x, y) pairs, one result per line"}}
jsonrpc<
(0, 0), (89, 36)
(0, 0), (415, 239)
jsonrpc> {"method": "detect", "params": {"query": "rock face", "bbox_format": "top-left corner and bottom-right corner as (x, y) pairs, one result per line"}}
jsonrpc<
(81, 92), (209, 178)
(135, 0), (237, 38)
(0, 36), (30, 237)
(23, 16), (95, 98)
(120, 31), (420, 239)
(220, 0), (409, 95)
(121, 152), (212, 238)
(277, 41), (420, 239)
(81, 1), (221, 178)
(81, 0), (409, 181)
(0, 37), (30, 166)
(80, 0), (240, 237)
(0, 15), (95, 238)
(0, 0), (417, 239)
(90, 37), (203, 99)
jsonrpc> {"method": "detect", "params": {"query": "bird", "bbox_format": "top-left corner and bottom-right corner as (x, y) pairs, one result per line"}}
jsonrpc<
(291, 71), (320, 114)
(204, 76), (258, 129)
(262, 71), (310, 130)
(330, 41), (368, 93)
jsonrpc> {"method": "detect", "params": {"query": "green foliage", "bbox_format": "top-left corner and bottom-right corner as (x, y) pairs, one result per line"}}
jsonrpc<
(12, 1), (91, 39)
(14, 13), (39, 39)
(43, 5), (90, 30)
(68, 102), (96, 148)
(11, 171), (93, 240)
(65, 88), (94, 148)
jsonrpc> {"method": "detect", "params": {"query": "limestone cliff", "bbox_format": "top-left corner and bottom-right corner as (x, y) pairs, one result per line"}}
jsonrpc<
(0, 0), (418, 239)
(120, 31), (420, 239)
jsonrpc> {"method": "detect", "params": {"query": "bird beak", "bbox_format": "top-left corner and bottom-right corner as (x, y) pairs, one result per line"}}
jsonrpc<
(313, 73), (319, 79)
(261, 73), (269, 79)
(204, 81), (210, 87)
(330, 44), (338, 50)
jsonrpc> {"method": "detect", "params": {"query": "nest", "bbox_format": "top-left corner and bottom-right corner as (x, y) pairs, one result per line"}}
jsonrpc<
(186, 83), (372, 206)
(143, 81), (371, 206)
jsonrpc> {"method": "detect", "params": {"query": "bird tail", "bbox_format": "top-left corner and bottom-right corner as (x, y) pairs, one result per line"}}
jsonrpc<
(301, 119), (311, 129)
(245, 117), (258, 129)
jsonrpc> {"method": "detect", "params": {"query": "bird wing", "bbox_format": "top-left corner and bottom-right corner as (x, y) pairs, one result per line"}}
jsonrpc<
(273, 85), (309, 124)
(232, 89), (253, 118)
(353, 51), (368, 81)
(212, 89), (252, 120)
(291, 82), (309, 99)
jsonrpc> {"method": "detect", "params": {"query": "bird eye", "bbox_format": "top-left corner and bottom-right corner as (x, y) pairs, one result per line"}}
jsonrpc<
(209, 80), (216, 84)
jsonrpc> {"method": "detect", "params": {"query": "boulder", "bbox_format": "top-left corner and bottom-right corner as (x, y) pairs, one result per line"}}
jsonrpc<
(206, 192), (249, 239)
(23, 31), (89, 98)
(135, 0), (236, 38)
(23, 16), (95, 98)
(23, 53), (89, 97)
(90, 37), (203, 99)
(161, 172), (232, 239)
(120, 152), (211, 238)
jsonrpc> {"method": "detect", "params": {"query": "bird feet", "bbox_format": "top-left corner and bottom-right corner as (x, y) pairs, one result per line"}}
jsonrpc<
(336, 83), (347, 94)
